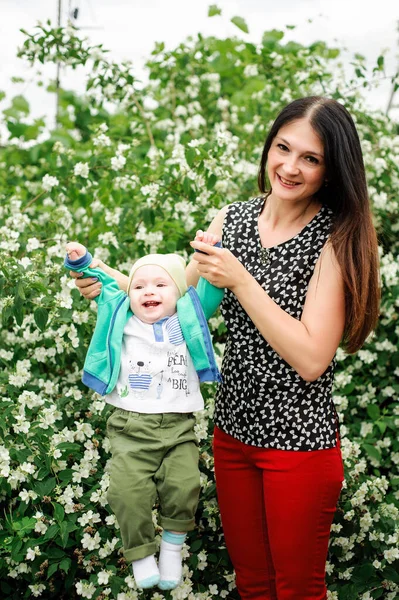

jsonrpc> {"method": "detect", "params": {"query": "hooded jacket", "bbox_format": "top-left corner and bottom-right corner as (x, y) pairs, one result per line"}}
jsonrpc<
(64, 249), (224, 396)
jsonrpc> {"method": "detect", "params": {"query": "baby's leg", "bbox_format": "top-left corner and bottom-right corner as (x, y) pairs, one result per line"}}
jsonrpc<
(155, 415), (200, 589)
(106, 410), (164, 588)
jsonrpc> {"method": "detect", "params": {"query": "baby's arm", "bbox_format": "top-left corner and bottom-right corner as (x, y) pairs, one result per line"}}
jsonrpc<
(192, 231), (224, 319)
(64, 242), (124, 304)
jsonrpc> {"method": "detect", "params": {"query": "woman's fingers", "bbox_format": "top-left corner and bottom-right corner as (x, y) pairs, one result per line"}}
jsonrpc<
(190, 240), (220, 255)
(69, 272), (101, 298)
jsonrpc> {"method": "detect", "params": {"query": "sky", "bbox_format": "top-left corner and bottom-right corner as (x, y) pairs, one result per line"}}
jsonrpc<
(0, 0), (398, 129)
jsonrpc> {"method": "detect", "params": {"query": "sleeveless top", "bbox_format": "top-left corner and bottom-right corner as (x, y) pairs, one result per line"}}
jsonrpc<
(213, 197), (338, 451)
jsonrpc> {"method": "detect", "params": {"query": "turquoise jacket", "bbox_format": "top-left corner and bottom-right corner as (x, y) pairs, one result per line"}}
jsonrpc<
(64, 250), (224, 396)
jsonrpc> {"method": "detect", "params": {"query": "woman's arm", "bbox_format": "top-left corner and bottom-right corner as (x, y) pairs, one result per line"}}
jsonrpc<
(189, 240), (345, 382)
(186, 206), (228, 287)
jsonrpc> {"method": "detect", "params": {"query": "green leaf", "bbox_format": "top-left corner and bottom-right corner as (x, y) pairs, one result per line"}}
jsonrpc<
(190, 539), (202, 552)
(47, 546), (66, 559)
(58, 520), (69, 548)
(363, 443), (381, 462)
(231, 16), (249, 34)
(52, 502), (65, 524)
(206, 174), (217, 190)
(185, 147), (196, 168)
(13, 301), (24, 326)
(34, 307), (49, 331)
(47, 562), (59, 578)
(377, 55), (384, 70)
(43, 524), (60, 542)
(383, 566), (399, 583)
(10, 538), (23, 561)
(367, 404), (380, 421)
(56, 442), (81, 453)
(34, 477), (56, 498)
(9, 94), (30, 115)
(208, 5), (222, 17)
(262, 29), (284, 44)
(110, 576), (125, 596)
(142, 207), (155, 228)
(58, 469), (73, 483)
(375, 420), (387, 435)
(13, 517), (36, 536)
(59, 557), (71, 573)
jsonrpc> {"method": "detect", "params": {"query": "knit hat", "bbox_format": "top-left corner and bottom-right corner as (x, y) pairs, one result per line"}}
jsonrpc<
(127, 253), (187, 297)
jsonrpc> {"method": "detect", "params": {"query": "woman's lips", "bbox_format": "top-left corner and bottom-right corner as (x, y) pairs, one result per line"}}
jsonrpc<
(277, 173), (301, 187)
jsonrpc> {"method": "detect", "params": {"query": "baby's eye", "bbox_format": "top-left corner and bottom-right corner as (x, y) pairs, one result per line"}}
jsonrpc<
(134, 285), (143, 290)
(157, 283), (166, 287)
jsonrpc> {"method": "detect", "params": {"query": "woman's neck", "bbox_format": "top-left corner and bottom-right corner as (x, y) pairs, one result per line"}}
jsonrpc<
(261, 193), (321, 230)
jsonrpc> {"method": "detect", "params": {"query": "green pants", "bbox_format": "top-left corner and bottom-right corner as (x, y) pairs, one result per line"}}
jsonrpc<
(106, 409), (200, 562)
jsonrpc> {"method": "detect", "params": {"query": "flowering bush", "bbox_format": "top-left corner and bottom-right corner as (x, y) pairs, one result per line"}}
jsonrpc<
(0, 14), (398, 600)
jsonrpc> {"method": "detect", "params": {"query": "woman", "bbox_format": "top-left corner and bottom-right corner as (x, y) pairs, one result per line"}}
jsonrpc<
(72, 97), (380, 599)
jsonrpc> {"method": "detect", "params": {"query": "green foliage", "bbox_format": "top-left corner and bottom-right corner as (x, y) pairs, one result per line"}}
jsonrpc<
(0, 16), (398, 600)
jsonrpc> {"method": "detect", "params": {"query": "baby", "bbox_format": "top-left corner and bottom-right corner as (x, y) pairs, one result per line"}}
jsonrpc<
(64, 241), (222, 590)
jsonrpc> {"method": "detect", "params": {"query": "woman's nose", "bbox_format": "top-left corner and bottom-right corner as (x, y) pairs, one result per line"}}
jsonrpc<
(283, 156), (300, 174)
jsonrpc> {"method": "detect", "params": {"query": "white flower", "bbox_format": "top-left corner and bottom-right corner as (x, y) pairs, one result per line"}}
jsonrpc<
(384, 547), (399, 563)
(26, 237), (42, 252)
(75, 581), (97, 599)
(209, 584), (218, 595)
(42, 174), (59, 191)
(111, 155), (126, 171)
(81, 531), (101, 551)
(243, 64), (259, 77)
(93, 133), (111, 148)
(28, 584), (46, 597)
(97, 570), (110, 585)
(26, 546), (41, 561)
(74, 162), (90, 178)
(19, 256), (32, 268)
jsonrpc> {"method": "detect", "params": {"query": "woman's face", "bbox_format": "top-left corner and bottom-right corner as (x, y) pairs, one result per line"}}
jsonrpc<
(267, 118), (327, 204)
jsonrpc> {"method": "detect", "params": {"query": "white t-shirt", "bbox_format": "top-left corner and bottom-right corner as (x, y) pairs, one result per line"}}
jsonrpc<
(106, 314), (204, 413)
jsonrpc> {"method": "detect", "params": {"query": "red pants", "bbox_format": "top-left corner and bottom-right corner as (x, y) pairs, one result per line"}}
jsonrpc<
(213, 426), (344, 600)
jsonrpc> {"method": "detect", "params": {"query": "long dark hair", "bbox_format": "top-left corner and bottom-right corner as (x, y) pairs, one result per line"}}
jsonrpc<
(258, 96), (380, 353)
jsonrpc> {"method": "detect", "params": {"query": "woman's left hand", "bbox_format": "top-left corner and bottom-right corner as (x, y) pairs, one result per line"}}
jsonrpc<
(190, 240), (247, 291)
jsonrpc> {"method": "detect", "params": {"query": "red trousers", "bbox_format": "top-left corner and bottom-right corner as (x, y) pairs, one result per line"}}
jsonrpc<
(213, 426), (344, 600)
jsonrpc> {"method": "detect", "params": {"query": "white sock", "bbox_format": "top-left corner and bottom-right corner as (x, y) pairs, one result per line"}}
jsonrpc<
(132, 554), (160, 589)
(158, 531), (186, 590)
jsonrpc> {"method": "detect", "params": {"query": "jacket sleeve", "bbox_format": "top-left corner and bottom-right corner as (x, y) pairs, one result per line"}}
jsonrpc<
(193, 242), (224, 320)
(64, 249), (125, 304)
(195, 277), (224, 320)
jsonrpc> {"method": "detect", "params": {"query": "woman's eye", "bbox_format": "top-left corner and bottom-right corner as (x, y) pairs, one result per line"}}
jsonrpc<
(277, 143), (289, 151)
(305, 155), (319, 164)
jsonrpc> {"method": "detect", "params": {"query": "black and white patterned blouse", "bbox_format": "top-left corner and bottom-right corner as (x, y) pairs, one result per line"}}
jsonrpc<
(214, 197), (339, 451)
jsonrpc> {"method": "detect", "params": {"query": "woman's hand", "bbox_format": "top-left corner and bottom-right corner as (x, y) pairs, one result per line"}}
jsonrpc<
(190, 239), (248, 290)
(69, 257), (105, 300)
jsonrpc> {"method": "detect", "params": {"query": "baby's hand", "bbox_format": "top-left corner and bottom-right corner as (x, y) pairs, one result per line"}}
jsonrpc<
(195, 230), (221, 246)
(66, 242), (86, 261)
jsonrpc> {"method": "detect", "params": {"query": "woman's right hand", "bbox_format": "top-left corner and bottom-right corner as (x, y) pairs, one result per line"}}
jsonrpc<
(70, 258), (104, 300)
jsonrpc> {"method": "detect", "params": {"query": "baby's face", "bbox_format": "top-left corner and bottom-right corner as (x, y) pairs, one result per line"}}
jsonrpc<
(129, 265), (180, 324)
